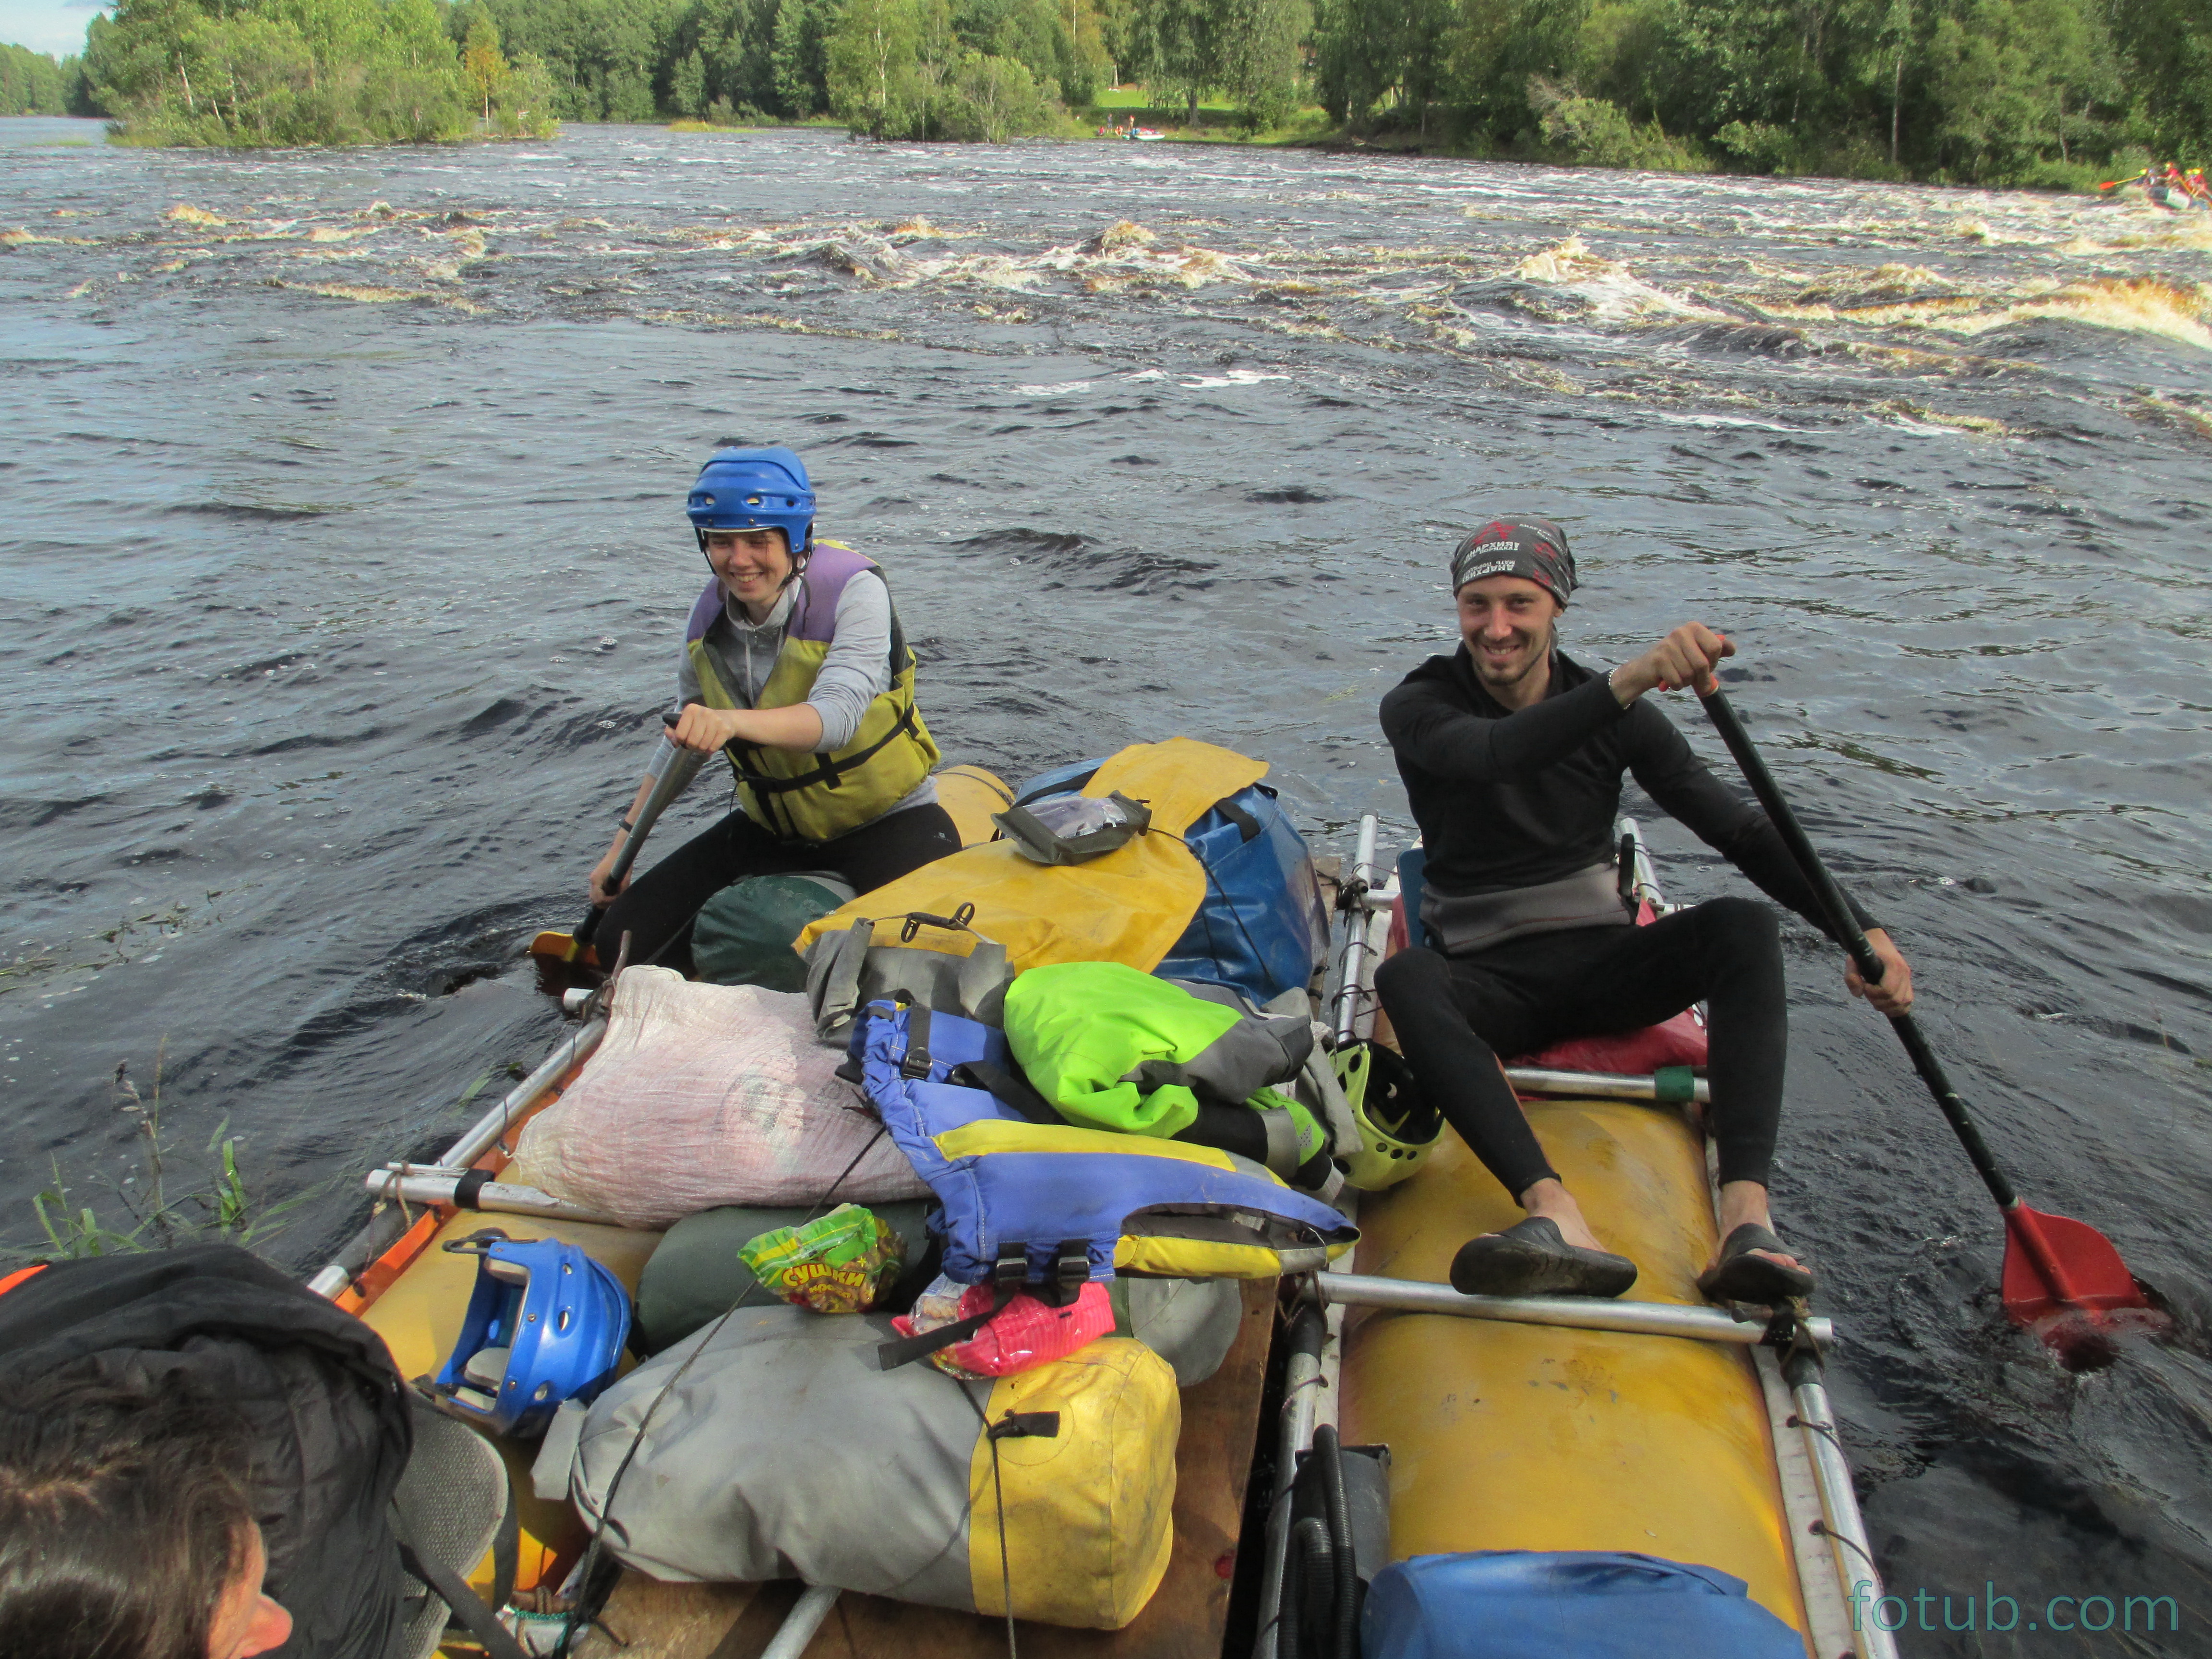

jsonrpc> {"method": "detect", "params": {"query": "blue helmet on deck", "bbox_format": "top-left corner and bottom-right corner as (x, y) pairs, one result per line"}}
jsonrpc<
(429, 1231), (631, 1438)
(686, 445), (815, 557)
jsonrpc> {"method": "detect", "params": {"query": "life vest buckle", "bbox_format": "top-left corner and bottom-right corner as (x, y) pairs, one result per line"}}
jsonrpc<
(1045, 1239), (1091, 1306)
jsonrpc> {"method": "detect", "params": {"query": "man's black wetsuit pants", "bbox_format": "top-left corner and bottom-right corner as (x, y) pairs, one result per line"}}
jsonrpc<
(594, 802), (962, 977)
(1374, 897), (1787, 1196)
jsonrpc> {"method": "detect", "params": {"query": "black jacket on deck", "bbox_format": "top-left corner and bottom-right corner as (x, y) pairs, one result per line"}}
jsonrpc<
(1379, 644), (1868, 937)
(0, 1243), (413, 1659)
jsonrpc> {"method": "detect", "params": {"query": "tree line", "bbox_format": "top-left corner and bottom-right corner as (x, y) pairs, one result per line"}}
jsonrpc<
(76, 0), (557, 144)
(1310, 0), (2211, 185)
(18, 0), (2208, 176)
(0, 41), (90, 114)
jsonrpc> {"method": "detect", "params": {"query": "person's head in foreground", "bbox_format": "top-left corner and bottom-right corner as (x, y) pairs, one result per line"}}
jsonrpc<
(0, 1370), (294, 1659)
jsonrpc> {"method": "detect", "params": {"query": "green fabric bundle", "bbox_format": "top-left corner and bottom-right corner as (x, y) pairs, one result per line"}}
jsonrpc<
(1001, 960), (1313, 1138)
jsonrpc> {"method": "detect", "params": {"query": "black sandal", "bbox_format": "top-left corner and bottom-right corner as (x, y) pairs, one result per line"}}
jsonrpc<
(1696, 1223), (1815, 1304)
(1449, 1216), (1638, 1299)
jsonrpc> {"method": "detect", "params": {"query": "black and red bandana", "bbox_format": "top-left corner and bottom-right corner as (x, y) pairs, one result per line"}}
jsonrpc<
(1449, 517), (1577, 607)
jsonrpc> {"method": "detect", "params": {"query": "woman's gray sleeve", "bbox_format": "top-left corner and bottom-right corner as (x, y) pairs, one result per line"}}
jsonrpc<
(807, 572), (896, 751)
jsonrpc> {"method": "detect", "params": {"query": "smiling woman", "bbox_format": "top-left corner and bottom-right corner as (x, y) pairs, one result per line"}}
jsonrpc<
(588, 445), (958, 974)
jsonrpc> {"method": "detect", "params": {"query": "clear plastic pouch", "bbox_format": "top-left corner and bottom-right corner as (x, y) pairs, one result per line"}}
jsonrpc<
(991, 791), (1153, 866)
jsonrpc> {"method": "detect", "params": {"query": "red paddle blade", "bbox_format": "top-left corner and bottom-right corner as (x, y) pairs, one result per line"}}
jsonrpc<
(2001, 1204), (2151, 1322)
(2002, 1206), (2167, 1367)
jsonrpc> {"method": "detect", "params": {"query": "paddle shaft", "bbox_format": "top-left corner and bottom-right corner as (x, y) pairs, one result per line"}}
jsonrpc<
(1697, 692), (2103, 1304)
(575, 714), (708, 948)
(1697, 691), (2022, 1208)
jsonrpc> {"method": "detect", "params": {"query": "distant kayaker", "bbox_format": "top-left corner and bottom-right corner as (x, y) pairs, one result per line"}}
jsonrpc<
(1373, 517), (1915, 1303)
(588, 445), (955, 973)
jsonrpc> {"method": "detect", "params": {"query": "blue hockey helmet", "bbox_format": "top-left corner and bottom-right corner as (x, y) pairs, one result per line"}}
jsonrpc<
(686, 445), (815, 559)
(429, 1231), (632, 1438)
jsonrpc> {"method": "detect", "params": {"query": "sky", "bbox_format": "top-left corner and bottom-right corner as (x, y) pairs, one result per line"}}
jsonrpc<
(2, 0), (101, 60)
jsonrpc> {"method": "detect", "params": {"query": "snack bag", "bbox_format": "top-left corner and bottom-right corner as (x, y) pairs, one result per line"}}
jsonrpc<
(892, 1273), (1115, 1378)
(736, 1204), (904, 1314)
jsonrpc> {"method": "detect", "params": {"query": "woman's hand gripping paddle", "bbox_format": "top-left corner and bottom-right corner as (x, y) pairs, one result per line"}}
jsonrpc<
(529, 712), (707, 974)
(1698, 688), (2164, 1362)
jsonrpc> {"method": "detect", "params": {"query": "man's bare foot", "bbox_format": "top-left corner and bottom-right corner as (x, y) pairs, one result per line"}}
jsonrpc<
(1706, 1181), (1804, 1276)
(1516, 1177), (1608, 1253)
(1697, 1181), (1815, 1303)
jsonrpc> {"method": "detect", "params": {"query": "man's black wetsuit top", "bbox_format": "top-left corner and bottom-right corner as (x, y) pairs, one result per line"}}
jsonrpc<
(1381, 644), (1864, 930)
(1375, 644), (1869, 1195)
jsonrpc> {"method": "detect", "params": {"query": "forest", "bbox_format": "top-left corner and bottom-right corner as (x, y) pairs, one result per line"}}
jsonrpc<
(0, 41), (87, 113)
(1308, 0), (2211, 185)
(76, 0), (557, 144)
(13, 0), (2208, 182)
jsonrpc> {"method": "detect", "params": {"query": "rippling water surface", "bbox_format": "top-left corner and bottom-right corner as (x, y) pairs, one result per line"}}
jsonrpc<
(4, 114), (2210, 1653)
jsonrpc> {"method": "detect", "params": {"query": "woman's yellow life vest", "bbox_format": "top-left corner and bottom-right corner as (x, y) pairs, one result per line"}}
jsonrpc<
(684, 541), (940, 843)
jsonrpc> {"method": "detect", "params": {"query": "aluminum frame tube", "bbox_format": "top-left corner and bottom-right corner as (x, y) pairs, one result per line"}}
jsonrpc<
(438, 1016), (607, 1169)
(1789, 1364), (1899, 1659)
(1253, 1303), (1327, 1659)
(361, 1171), (617, 1227)
(309, 1017), (610, 1298)
(759, 1584), (841, 1659)
(1318, 1273), (1832, 1348)
(1332, 814), (1382, 1046)
(1503, 1066), (1712, 1105)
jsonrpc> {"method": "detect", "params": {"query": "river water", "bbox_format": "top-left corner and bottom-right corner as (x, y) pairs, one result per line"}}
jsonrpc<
(4, 114), (2209, 1651)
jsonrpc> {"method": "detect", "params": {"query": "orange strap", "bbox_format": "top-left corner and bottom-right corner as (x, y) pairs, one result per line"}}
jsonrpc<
(0, 1265), (48, 1298)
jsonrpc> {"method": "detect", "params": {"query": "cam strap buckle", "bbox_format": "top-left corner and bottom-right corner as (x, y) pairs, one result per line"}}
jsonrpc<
(900, 1003), (934, 1080)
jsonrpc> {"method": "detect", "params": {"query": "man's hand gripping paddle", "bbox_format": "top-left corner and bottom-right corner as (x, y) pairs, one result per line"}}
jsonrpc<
(1698, 687), (2164, 1364)
(529, 712), (708, 976)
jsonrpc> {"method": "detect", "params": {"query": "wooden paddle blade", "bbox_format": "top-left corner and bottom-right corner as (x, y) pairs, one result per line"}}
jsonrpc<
(2000, 1204), (2149, 1323)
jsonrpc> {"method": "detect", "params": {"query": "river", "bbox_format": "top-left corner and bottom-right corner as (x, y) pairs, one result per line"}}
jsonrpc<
(3, 113), (2209, 1653)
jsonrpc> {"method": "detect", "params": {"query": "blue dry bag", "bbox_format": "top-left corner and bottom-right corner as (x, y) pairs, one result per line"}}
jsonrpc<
(1361, 1551), (1807, 1659)
(1010, 760), (1328, 1006)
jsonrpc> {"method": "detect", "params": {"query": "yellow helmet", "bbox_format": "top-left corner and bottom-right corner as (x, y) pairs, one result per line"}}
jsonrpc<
(1333, 1040), (1442, 1190)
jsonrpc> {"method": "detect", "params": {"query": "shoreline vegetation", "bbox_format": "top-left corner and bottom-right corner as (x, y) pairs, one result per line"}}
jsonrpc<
(8, 0), (2209, 188)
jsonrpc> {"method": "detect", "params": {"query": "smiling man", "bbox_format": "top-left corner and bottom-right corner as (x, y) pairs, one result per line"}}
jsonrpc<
(1375, 516), (1914, 1303)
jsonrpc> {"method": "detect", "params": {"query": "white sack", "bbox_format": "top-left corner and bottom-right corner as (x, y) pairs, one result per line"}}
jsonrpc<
(505, 967), (926, 1226)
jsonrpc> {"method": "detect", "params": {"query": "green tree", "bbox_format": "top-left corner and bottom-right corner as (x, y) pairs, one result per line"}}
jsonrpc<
(84, 0), (523, 144)
(1122, 0), (1218, 121)
(827, 0), (926, 132)
(1217, 0), (1309, 129)
(2110, 0), (2212, 156)
(0, 43), (84, 114)
(938, 47), (1049, 133)
(463, 9), (510, 118)
(1923, 0), (2116, 178)
(673, 44), (709, 108)
(773, 0), (840, 113)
